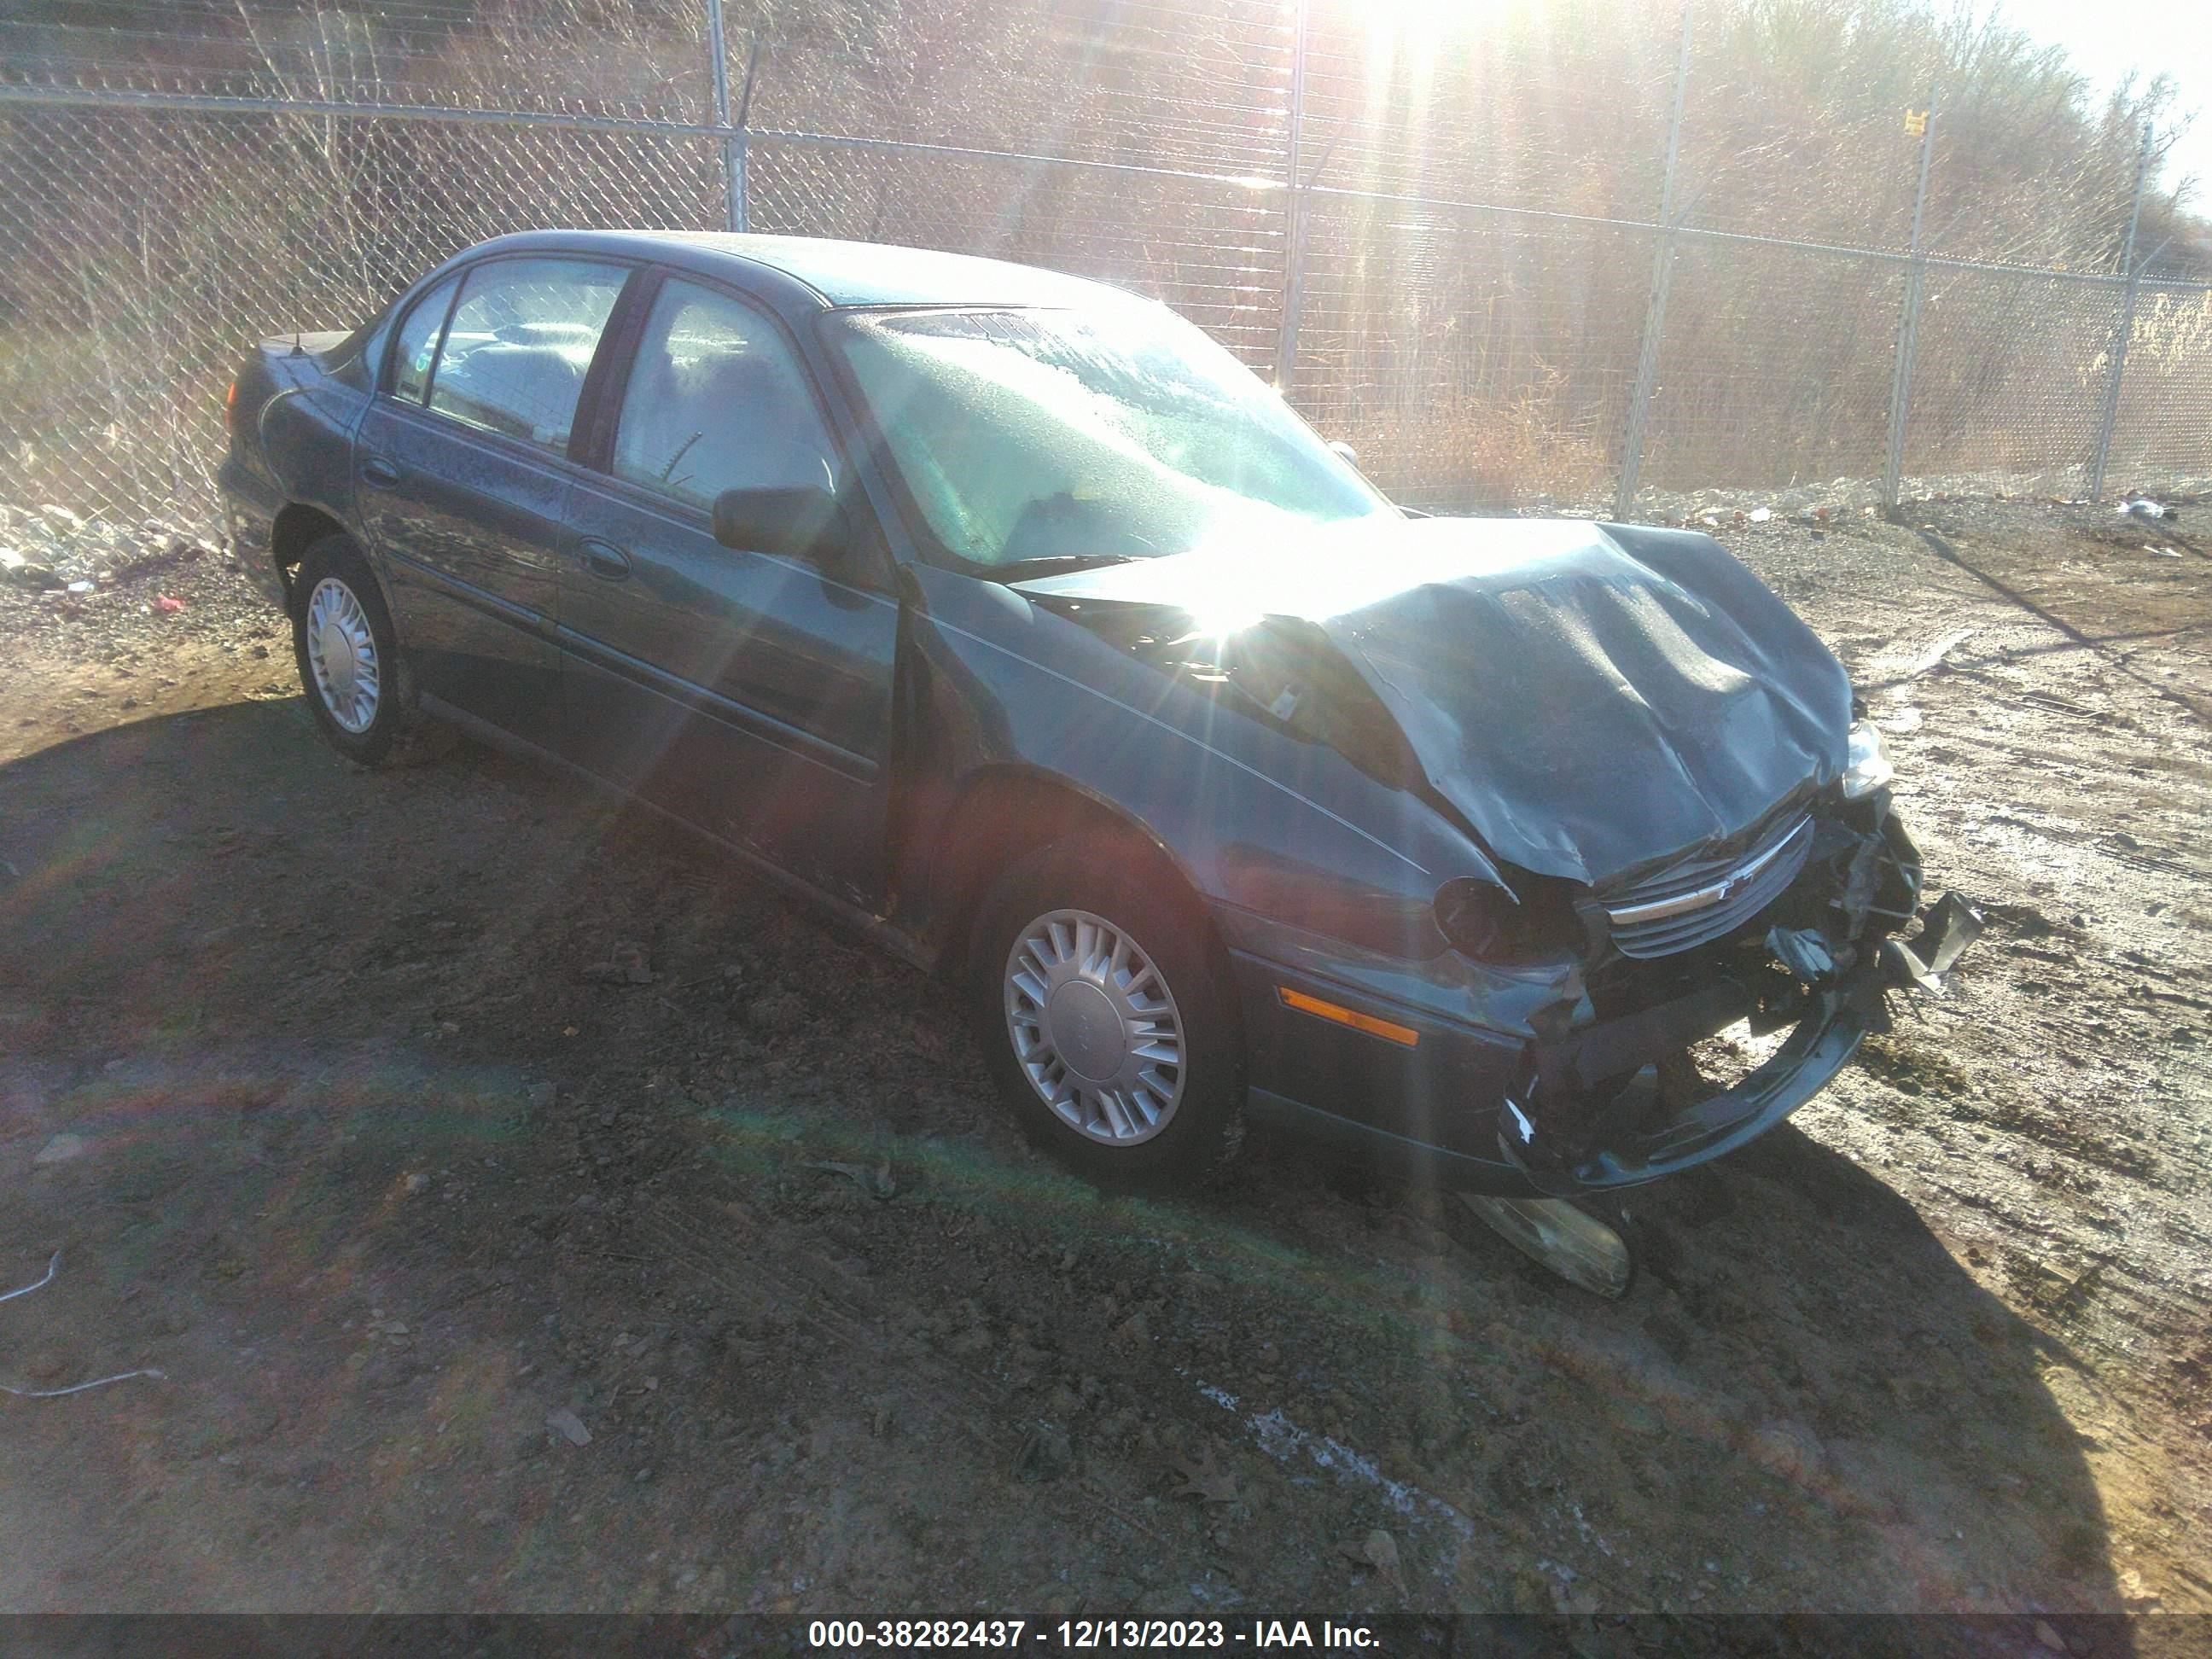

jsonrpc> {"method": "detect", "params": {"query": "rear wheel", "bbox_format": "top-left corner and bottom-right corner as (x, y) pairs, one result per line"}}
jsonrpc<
(290, 534), (445, 767)
(969, 833), (1244, 1192)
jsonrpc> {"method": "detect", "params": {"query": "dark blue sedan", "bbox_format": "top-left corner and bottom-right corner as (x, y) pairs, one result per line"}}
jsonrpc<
(218, 230), (1975, 1288)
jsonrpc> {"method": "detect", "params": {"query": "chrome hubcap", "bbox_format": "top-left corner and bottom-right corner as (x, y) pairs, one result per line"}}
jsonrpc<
(1004, 908), (1186, 1146)
(305, 576), (380, 734)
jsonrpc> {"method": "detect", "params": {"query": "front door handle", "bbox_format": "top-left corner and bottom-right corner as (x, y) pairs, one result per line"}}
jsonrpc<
(360, 456), (402, 487)
(579, 538), (632, 582)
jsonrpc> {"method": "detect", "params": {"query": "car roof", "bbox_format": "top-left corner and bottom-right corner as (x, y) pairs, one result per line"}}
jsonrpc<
(451, 230), (1142, 312)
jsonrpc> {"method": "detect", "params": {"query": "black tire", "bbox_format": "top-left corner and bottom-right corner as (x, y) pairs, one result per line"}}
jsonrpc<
(289, 534), (446, 767)
(969, 831), (1244, 1193)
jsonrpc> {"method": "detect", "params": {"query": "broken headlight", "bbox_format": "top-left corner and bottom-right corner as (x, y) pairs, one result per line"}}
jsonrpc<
(1434, 874), (1581, 964)
(1841, 718), (1895, 800)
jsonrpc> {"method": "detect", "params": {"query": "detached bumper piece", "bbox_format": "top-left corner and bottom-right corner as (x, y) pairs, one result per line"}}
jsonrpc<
(1456, 1193), (1634, 1299)
(1883, 889), (1985, 996)
(1497, 800), (1980, 1198)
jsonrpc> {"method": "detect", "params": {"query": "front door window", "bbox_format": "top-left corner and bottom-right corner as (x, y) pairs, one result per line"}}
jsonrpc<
(611, 278), (839, 511)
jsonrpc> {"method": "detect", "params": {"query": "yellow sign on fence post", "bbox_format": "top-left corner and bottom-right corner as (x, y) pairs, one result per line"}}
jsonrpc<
(1904, 109), (1928, 137)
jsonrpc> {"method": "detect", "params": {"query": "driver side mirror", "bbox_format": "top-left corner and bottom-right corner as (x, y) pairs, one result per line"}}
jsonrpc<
(711, 485), (856, 573)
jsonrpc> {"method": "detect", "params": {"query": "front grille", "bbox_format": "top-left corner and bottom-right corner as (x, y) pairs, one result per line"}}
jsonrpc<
(1601, 810), (1815, 959)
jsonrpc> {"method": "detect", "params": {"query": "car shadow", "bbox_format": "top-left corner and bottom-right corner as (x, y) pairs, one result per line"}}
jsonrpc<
(0, 701), (2135, 1629)
(1238, 1102), (2134, 1628)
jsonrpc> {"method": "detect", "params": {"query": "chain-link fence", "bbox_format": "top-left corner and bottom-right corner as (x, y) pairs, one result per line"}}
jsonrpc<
(1, 0), (2209, 554)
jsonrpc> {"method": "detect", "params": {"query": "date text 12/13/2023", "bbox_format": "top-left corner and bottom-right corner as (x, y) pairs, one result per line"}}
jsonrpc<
(806, 1620), (1383, 1650)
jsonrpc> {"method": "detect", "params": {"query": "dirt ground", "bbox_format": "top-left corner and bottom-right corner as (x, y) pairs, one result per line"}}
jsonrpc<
(2, 500), (2208, 1644)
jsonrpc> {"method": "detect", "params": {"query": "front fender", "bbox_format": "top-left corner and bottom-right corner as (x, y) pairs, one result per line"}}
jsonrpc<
(898, 563), (1505, 963)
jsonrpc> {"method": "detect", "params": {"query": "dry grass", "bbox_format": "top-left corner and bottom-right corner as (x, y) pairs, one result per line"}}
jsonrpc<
(1351, 395), (1615, 510)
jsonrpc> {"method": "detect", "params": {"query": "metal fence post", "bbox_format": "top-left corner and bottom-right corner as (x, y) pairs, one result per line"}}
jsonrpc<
(1614, 3), (1691, 521)
(704, 0), (747, 231)
(1881, 87), (1938, 517)
(2089, 121), (2154, 501)
(1271, 0), (1309, 393)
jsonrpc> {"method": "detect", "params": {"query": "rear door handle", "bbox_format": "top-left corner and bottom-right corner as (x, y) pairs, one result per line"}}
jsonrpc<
(579, 538), (632, 582)
(361, 456), (402, 487)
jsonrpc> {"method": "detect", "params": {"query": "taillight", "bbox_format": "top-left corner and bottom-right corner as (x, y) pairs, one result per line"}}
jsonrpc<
(224, 378), (238, 428)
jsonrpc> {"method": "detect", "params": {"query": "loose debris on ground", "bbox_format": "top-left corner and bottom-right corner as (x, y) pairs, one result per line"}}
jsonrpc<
(1, 498), (2208, 1640)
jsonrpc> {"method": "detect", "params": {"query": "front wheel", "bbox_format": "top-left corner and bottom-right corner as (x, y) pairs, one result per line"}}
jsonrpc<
(969, 833), (1244, 1192)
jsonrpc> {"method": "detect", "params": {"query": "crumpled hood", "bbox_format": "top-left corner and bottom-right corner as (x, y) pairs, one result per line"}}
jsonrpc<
(1013, 516), (1853, 883)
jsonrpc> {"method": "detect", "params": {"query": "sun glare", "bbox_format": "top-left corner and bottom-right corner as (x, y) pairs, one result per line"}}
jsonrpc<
(1355, 0), (1490, 48)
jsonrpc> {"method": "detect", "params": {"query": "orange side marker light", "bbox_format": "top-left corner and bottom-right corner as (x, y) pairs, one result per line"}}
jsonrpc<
(1277, 987), (1419, 1047)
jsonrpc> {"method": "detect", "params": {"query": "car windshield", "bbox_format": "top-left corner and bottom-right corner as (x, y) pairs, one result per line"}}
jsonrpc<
(827, 305), (1393, 571)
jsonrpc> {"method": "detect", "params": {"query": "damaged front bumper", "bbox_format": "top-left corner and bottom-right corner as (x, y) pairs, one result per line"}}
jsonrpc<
(1235, 796), (1981, 1198)
(1501, 796), (1982, 1194)
(1501, 943), (1889, 1194)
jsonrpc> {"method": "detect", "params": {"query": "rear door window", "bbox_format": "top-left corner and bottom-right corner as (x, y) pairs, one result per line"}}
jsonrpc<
(427, 258), (627, 455)
(387, 275), (459, 405)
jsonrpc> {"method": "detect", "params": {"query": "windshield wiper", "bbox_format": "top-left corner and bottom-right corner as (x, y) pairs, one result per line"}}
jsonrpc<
(991, 552), (1144, 581)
